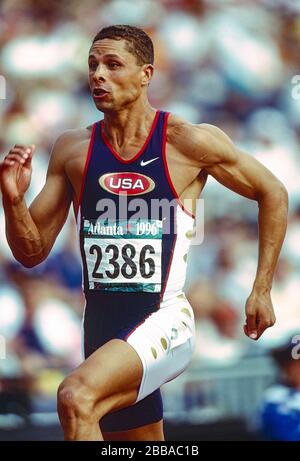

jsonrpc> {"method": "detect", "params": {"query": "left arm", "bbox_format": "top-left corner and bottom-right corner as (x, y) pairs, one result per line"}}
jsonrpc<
(192, 124), (289, 340)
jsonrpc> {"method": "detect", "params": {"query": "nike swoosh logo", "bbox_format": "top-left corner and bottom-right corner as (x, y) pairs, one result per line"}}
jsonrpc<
(140, 157), (159, 167)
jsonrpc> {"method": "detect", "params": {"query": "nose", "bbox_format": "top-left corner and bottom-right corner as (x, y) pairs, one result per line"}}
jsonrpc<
(93, 64), (106, 83)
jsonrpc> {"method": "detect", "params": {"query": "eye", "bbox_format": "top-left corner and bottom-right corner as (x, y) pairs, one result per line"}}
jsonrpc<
(108, 62), (121, 69)
(89, 61), (97, 71)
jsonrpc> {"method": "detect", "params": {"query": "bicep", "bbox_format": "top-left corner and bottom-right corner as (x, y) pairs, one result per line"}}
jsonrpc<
(205, 148), (283, 200)
(30, 172), (72, 230)
(29, 138), (73, 253)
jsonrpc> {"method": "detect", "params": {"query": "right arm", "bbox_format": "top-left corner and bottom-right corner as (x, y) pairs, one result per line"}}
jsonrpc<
(0, 134), (73, 267)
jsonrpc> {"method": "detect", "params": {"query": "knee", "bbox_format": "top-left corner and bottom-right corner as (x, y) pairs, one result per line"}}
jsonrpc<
(57, 376), (96, 422)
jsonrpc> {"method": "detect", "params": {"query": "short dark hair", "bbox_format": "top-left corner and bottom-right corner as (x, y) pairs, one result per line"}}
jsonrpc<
(92, 25), (154, 66)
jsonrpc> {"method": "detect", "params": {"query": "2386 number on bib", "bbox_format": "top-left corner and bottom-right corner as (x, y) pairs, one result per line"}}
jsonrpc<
(83, 219), (162, 292)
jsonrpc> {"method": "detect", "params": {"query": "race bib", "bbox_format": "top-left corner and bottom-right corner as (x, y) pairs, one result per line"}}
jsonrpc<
(83, 218), (162, 292)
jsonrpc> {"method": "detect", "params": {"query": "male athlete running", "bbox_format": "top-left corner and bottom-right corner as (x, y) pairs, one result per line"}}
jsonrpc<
(0, 25), (288, 441)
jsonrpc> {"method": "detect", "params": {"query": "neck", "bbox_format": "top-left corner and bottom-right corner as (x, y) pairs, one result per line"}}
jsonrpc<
(102, 98), (157, 148)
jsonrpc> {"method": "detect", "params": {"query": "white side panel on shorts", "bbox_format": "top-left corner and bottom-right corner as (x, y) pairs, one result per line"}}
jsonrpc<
(126, 294), (196, 402)
(162, 205), (194, 304)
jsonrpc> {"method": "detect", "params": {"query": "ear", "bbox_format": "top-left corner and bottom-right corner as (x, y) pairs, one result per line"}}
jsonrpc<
(141, 64), (154, 86)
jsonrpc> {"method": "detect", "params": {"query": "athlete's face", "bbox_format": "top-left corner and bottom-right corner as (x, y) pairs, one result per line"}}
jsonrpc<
(88, 39), (153, 112)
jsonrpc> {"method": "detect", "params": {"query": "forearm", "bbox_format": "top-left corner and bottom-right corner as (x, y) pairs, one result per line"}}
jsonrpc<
(2, 195), (45, 267)
(253, 184), (288, 292)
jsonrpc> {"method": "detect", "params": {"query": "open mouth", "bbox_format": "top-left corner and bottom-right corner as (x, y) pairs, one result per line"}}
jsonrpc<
(93, 88), (109, 98)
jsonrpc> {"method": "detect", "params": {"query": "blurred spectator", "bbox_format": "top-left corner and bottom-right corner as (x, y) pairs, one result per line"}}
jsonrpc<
(259, 335), (300, 441)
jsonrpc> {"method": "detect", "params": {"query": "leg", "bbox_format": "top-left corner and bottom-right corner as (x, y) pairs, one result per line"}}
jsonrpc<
(103, 419), (165, 441)
(57, 339), (143, 441)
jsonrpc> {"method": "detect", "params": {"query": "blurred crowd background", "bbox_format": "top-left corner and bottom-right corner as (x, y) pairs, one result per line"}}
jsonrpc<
(1, 0), (300, 441)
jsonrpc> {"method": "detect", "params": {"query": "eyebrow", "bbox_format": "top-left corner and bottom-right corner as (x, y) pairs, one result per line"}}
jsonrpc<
(88, 53), (123, 60)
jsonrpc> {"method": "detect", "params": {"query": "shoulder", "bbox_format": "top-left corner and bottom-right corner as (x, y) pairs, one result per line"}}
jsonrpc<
(49, 126), (92, 162)
(166, 112), (231, 144)
(166, 112), (237, 166)
(47, 126), (93, 172)
(54, 126), (92, 150)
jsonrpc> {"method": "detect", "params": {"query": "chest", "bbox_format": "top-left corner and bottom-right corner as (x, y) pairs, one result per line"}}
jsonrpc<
(65, 139), (202, 210)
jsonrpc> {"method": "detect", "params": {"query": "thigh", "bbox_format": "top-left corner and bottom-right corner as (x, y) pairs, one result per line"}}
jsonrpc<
(68, 338), (144, 417)
(125, 295), (196, 403)
(103, 420), (164, 441)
